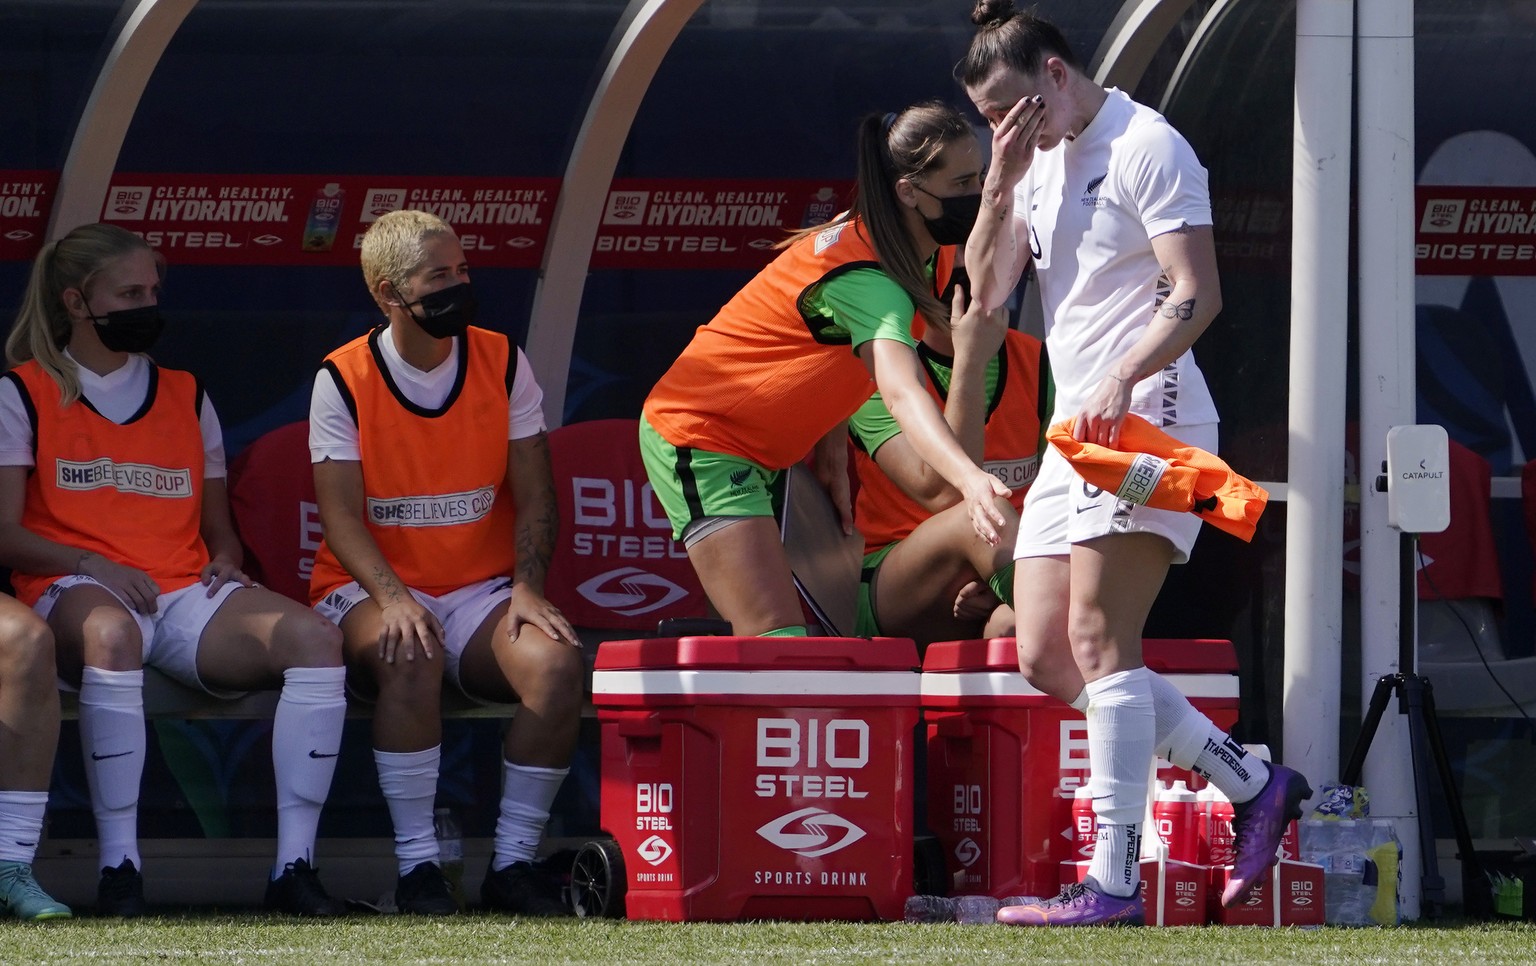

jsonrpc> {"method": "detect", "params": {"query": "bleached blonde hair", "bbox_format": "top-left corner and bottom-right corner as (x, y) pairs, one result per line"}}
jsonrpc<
(359, 209), (455, 314)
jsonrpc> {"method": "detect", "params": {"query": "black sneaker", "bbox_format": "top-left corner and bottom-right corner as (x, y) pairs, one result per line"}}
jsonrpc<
(481, 861), (571, 917)
(265, 858), (347, 917)
(97, 859), (146, 918)
(395, 862), (459, 916)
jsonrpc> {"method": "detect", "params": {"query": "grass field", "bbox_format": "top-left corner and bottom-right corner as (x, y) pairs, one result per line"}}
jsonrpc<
(5, 915), (1536, 965)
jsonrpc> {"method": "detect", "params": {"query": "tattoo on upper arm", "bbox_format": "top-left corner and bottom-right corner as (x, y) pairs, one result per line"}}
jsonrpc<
(1170, 223), (1197, 235)
(1160, 298), (1196, 321)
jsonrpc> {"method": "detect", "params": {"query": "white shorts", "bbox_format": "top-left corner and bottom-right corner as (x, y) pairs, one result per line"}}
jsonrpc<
(37, 576), (247, 698)
(313, 576), (513, 697)
(1014, 422), (1219, 566)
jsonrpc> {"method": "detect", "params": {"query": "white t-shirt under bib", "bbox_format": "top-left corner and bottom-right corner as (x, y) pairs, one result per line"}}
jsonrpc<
(308, 325), (547, 463)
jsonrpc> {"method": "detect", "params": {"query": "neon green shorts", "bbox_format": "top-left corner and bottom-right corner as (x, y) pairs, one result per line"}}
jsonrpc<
(854, 541), (900, 638)
(639, 416), (783, 541)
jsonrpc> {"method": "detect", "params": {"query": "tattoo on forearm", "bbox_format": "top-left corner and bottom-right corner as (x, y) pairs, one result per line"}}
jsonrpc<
(372, 568), (404, 605)
(1160, 298), (1196, 321)
(515, 486), (558, 584)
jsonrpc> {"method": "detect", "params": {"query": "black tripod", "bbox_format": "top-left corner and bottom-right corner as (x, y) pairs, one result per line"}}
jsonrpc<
(1341, 532), (1487, 919)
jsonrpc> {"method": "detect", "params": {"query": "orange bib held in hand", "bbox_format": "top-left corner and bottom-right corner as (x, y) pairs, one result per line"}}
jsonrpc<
(1046, 414), (1267, 542)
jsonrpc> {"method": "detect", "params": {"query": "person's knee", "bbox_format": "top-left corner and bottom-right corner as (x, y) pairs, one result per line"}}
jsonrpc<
(362, 648), (445, 700)
(1014, 635), (1081, 703)
(510, 639), (584, 712)
(1066, 608), (1113, 672)
(982, 604), (1015, 639)
(0, 612), (55, 686)
(80, 609), (143, 668)
(273, 609), (344, 669)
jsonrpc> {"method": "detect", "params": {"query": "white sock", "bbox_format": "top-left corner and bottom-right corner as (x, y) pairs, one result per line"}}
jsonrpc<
(79, 667), (144, 871)
(1146, 671), (1269, 803)
(492, 761), (568, 870)
(0, 791), (48, 864)
(1089, 825), (1141, 898)
(271, 666), (347, 877)
(1084, 668), (1154, 897)
(1069, 689), (1089, 712)
(375, 746), (440, 877)
(1192, 733), (1269, 804)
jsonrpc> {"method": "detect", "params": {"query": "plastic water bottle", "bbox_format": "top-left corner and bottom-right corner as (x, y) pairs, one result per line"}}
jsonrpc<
(303, 182), (345, 252)
(1153, 780), (1199, 864)
(1365, 819), (1403, 925)
(955, 894), (1001, 924)
(1071, 785), (1097, 860)
(903, 894), (958, 923)
(434, 806), (466, 911)
(1325, 819), (1370, 925)
(1299, 816), (1332, 867)
(1201, 785), (1236, 867)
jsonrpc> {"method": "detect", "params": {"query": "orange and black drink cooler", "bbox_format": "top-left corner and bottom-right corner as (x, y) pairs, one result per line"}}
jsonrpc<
(591, 636), (920, 921)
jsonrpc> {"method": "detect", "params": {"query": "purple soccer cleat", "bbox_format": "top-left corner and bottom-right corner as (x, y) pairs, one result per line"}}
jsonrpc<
(995, 877), (1144, 927)
(1222, 762), (1314, 907)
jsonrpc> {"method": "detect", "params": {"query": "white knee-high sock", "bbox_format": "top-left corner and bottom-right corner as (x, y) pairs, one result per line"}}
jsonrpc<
(271, 666), (347, 876)
(375, 746), (440, 877)
(1146, 671), (1269, 803)
(1084, 668), (1154, 897)
(0, 791), (48, 864)
(492, 762), (568, 870)
(78, 667), (144, 872)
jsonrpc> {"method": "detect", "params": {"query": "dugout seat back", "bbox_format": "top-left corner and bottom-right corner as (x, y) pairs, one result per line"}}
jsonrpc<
(544, 418), (708, 634)
(227, 420), (318, 605)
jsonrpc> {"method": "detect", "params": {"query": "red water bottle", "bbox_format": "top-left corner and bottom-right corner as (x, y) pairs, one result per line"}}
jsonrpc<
(1071, 785), (1096, 860)
(1201, 785), (1236, 867)
(1153, 780), (1198, 864)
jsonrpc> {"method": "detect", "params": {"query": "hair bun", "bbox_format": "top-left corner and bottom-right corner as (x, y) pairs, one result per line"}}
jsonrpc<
(970, 0), (1017, 28)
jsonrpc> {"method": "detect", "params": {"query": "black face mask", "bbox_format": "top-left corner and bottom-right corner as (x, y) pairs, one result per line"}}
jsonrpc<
(87, 303), (165, 354)
(914, 186), (984, 246)
(402, 282), (477, 340)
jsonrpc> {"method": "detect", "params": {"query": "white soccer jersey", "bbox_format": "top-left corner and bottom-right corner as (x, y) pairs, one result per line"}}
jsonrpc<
(1016, 88), (1218, 427)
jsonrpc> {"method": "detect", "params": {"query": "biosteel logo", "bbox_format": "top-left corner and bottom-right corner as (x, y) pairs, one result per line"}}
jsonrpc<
(756, 807), (866, 858)
(636, 835), (673, 867)
(953, 838), (982, 868)
(576, 566), (688, 616)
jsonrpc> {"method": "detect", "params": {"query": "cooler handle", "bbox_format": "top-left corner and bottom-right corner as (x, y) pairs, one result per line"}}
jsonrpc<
(615, 717), (664, 738)
(931, 716), (974, 738)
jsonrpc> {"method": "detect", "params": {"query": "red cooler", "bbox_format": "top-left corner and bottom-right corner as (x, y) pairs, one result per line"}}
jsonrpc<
(921, 638), (1239, 899)
(592, 636), (920, 921)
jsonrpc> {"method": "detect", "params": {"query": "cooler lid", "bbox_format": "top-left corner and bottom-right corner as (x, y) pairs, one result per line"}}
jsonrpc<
(1144, 639), (1237, 674)
(920, 637), (1236, 673)
(594, 636), (919, 672)
(920, 637), (1014, 672)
